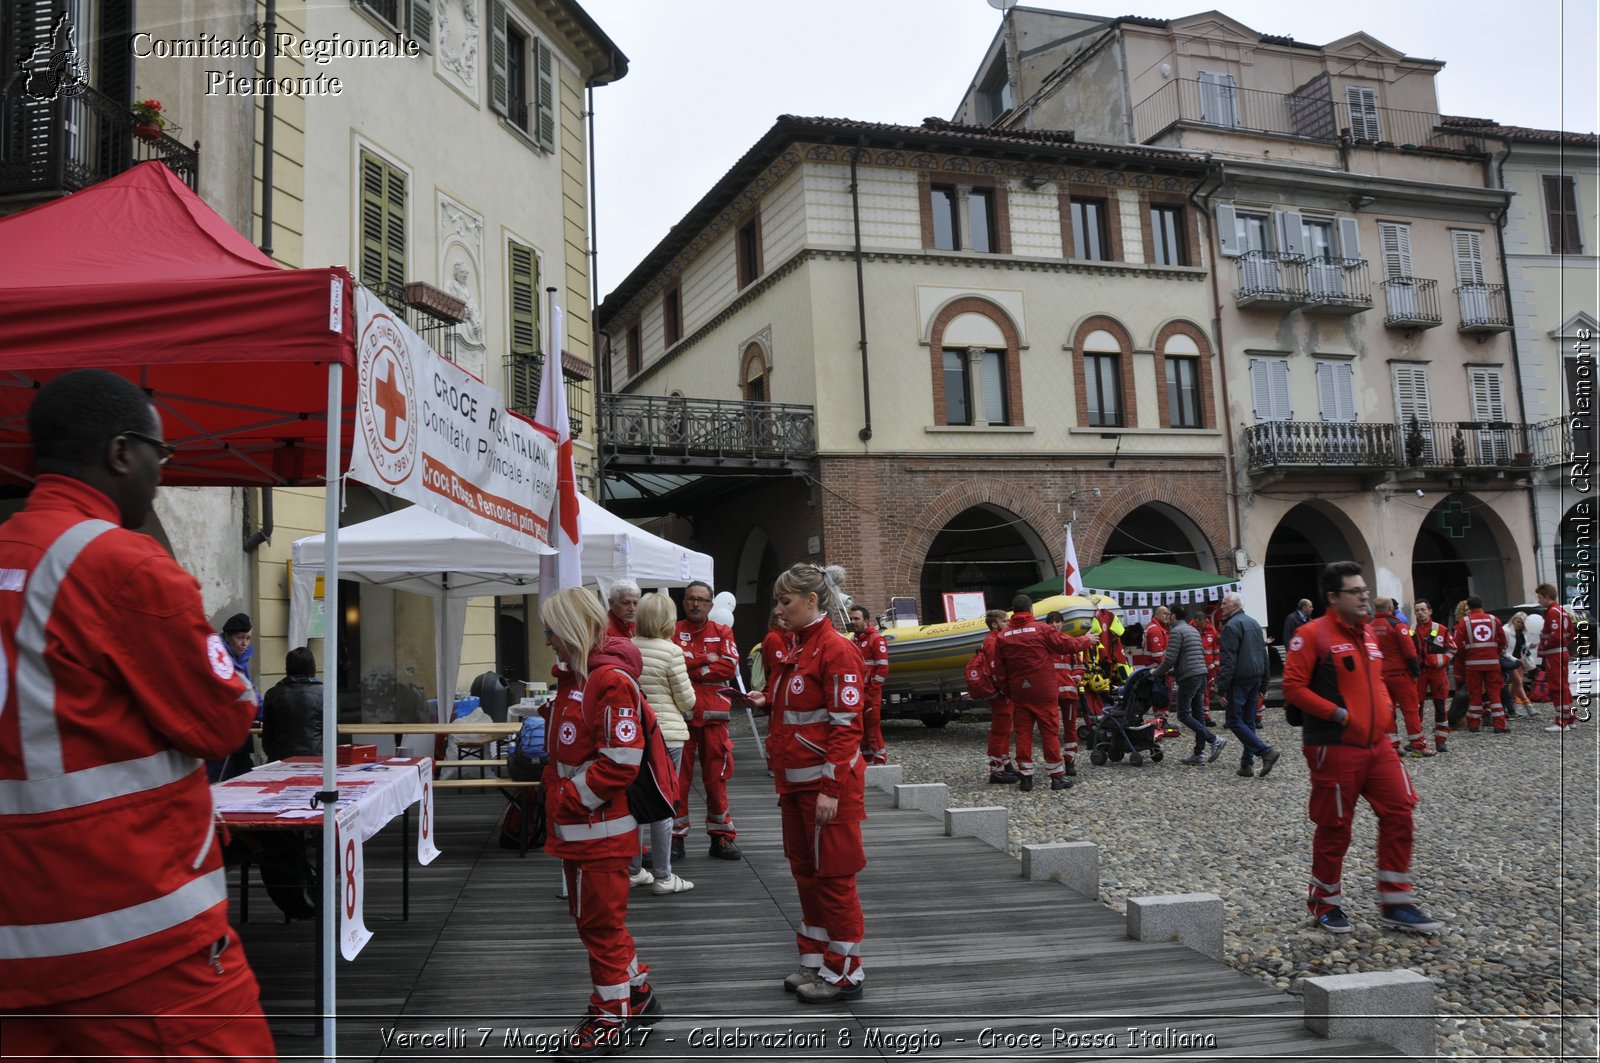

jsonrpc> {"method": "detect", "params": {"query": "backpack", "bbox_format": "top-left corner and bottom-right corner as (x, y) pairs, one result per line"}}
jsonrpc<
(964, 648), (997, 700)
(597, 666), (680, 824)
(498, 797), (546, 850)
(507, 714), (547, 782)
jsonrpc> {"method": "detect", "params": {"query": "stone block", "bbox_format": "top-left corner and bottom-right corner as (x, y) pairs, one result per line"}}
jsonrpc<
(944, 806), (1007, 850)
(1302, 969), (1434, 1059)
(864, 763), (903, 793)
(893, 782), (947, 817)
(1125, 892), (1224, 960)
(1021, 842), (1098, 897)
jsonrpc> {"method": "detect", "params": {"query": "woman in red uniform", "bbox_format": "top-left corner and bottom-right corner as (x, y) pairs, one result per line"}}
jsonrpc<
(742, 564), (868, 1004)
(540, 587), (662, 1058)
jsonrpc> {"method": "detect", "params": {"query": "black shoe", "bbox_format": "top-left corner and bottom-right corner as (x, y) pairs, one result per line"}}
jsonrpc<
(1258, 748), (1281, 778)
(628, 984), (664, 1027)
(554, 1008), (627, 1061)
(1063, 762), (1077, 777)
(1050, 774), (1072, 791)
(1018, 774), (1034, 792)
(988, 766), (1021, 784)
(709, 837), (742, 861)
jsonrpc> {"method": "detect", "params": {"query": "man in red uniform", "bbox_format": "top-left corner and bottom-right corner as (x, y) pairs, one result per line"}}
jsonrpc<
(606, 579), (640, 639)
(1535, 583), (1577, 732)
(991, 596), (1094, 791)
(1284, 561), (1441, 936)
(1370, 598), (1429, 756)
(1411, 599), (1455, 753)
(1144, 605), (1173, 707)
(0, 370), (275, 1060)
(673, 581), (742, 860)
(1195, 602), (1221, 723)
(1453, 595), (1508, 733)
(974, 610), (1020, 783)
(847, 605), (889, 765)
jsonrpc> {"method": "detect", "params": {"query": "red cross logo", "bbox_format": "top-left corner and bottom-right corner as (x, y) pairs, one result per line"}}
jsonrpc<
(373, 356), (408, 443)
(356, 308), (417, 485)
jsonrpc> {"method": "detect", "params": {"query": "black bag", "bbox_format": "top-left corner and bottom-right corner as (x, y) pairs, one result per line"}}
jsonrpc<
(626, 703), (678, 824)
(498, 796), (545, 850)
(1285, 703), (1304, 726)
(507, 715), (547, 782)
(1448, 688), (1470, 728)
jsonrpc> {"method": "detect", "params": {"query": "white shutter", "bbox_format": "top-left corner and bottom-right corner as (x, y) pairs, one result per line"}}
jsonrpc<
(1251, 358), (1291, 421)
(1316, 361), (1356, 422)
(1277, 211), (1307, 257)
(1469, 367), (1510, 463)
(1199, 71), (1238, 128)
(1452, 230), (1485, 285)
(1346, 86), (1381, 140)
(1337, 216), (1362, 260)
(1379, 222), (1412, 278)
(1392, 364), (1431, 424)
(1216, 203), (1240, 256)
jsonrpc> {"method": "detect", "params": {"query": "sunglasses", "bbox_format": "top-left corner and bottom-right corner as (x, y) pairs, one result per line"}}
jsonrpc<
(122, 430), (177, 466)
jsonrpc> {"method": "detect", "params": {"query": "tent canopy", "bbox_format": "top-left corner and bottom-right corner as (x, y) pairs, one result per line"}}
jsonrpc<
(1021, 556), (1235, 598)
(0, 162), (355, 487)
(288, 498), (713, 716)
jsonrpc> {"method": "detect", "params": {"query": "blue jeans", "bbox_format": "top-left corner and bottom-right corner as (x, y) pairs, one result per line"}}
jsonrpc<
(1225, 678), (1270, 766)
(1175, 674), (1215, 753)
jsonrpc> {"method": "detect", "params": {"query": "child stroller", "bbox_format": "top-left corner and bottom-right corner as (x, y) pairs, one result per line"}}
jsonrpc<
(1088, 666), (1165, 767)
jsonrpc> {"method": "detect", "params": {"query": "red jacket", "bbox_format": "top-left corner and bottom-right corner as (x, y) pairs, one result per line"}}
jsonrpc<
(545, 640), (645, 861)
(1143, 620), (1169, 669)
(1454, 609), (1506, 670)
(851, 624), (889, 711)
(1369, 608), (1420, 677)
(991, 612), (1094, 706)
(1283, 613), (1392, 748)
(1195, 616), (1220, 681)
(766, 615), (865, 803)
(606, 611), (634, 640)
(1539, 602), (1573, 662)
(0, 477), (256, 1007)
(1414, 621), (1454, 671)
(675, 618), (739, 724)
(760, 629), (792, 692)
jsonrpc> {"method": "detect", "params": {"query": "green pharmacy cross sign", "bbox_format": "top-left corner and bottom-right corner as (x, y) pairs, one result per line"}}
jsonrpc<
(1437, 500), (1472, 539)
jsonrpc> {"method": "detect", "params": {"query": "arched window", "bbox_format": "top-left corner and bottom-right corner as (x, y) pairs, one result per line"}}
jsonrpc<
(1152, 322), (1215, 429)
(1073, 318), (1135, 428)
(929, 299), (1022, 427)
(740, 342), (770, 402)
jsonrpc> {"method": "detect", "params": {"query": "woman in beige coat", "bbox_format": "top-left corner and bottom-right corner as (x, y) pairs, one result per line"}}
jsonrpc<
(630, 592), (696, 893)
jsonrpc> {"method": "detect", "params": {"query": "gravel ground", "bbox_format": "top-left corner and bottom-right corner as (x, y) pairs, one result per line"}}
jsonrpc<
(880, 705), (1599, 1060)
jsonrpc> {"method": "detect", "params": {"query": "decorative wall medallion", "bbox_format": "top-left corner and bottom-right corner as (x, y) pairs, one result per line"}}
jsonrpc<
(436, 0), (479, 91)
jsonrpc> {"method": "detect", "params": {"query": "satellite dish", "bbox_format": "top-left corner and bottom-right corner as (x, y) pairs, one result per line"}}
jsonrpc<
(987, 0), (1018, 10)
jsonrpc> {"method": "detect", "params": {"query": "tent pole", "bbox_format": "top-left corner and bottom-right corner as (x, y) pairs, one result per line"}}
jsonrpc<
(320, 362), (343, 1062)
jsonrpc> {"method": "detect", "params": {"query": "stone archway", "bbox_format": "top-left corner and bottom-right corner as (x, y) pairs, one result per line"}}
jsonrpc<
(1263, 501), (1373, 626)
(1098, 501), (1218, 571)
(916, 503), (1052, 622)
(1411, 493), (1520, 615)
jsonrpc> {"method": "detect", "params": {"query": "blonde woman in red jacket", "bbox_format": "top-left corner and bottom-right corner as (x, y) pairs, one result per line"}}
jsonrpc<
(541, 587), (662, 1057)
(742, 564), (869, 1004)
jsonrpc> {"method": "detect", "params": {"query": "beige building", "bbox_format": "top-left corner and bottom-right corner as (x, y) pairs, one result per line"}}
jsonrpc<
(597, 115), (1228, 652)
(960, 9), (1536, 620)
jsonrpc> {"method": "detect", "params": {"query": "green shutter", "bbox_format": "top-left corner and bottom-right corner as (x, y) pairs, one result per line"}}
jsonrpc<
(359, 152), (406, 294)
(488, 0), (508, 117)
(507, 240), (541, 413)
(410, 0), (433, 52)
(535, 37), (556, 152)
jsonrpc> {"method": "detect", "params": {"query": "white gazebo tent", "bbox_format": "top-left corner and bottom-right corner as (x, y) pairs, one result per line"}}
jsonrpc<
(289, 496), (713, 717)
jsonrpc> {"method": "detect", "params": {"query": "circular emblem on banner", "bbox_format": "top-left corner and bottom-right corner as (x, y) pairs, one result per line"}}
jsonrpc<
(206, 634), (235, 680)
(1289, 635), (1304, 653)
(789, 674), (806, 696)
(558, 721), (578, 747)
(841, 686), (861, 707)
(356, 311), (417, 486)
(616, 719), (638, 743)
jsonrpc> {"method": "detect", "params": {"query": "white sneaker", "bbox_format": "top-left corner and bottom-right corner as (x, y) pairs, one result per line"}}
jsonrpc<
(629, 868), (655, 888)
(650, 874), (695, 895)
(1544, 723), (1574, 733)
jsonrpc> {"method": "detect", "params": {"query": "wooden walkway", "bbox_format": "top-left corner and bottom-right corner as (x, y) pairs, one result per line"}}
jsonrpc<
(235, 758), (1412, 1061)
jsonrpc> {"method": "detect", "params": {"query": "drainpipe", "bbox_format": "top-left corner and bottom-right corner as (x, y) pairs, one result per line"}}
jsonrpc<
(1190, 159), (1243, 573)
(243, 487), (273, 552)
(1491, 143), (1544, 582)
(850, 136), (872, 443)
(586, 83), (599, 310)
(258, 0), (275, 259)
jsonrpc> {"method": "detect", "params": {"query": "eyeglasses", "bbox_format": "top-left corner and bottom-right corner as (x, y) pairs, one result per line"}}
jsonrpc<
(684, 597), (712, 605)
(122, 430), (177, 465)
(1337, 587), (1371, 597)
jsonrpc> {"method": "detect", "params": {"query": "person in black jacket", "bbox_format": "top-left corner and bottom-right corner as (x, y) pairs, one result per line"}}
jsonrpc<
(1216, 593), (1278, 778)
(262, 646), (324, 761)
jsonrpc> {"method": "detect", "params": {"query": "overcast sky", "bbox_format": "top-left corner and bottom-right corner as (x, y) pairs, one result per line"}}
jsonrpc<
(581, 0), (1598, 301)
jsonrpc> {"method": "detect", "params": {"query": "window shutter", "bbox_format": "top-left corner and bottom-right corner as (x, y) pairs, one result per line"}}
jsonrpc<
(981, 351), (1007, 424)
(1379, 222), (1412, 278)
(1316, 361), (1355, 422)
(1346, 86), (1381, 140)
(1252, 358), (1291, 421)
(1198, 71), (1237, 127)
(1215, 203), (1240, 256)
(383, 164), (406, 290)
(1469, 368), (1505, 421)
(1276, 211), (1306, 256)
(488, 0), (508, 117)
(410, 0), (433, 52)
(1452, 230), (1485, 285)
(535, 37), (556, 152)
(508, 241), (539, 355)
(359, 153), (405, 291)
(1337, 216), (1361, 260)
(1391, 364), (1431, 424)
(1544, 175), (1583, 254)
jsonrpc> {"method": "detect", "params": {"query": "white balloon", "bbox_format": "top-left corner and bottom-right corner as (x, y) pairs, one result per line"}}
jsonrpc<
(709, 591), (738, 628)
(1525, 613), (1544, 638)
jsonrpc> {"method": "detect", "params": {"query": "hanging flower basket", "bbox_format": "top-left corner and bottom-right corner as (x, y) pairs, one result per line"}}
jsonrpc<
(130, 99), (169, 141)
(132, 122), (164, 141)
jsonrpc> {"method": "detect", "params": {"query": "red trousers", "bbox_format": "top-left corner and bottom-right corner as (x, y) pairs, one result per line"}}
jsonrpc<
(1417, 668), (1451, 748)
(1382, 672), (1425, 748)
(779, 790), (866, 987)
(1301, 742), (1418, 916)
(1463, 666), (1506, 729)
(986, 696), (1015, 773)
(1545, 652), (1575, 724)
(1059, 698), (1080, 765)
(563, 857), (648, 1018)
(1013, 699), (1063, 776)
(673, 721), (735, 839)
(0, 928), (275, 1062)
(860, 699), (887, 763)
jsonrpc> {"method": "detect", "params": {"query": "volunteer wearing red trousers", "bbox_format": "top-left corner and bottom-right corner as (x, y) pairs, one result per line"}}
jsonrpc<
(742, 563), (869, 1004)
(1453, 595), (1508, 733)
(1370, 598), (1429, 756)
(541, 587), (663, 1058)
(1044, 611), (1085, 776)
(991, 595), (1095, 792)
(1284, 561), (1441, 936)
(0, 370), (275, 1061)
(672, 581), (742, 861)
(1411, 599), (1455, 753)
(974, 610), (1020, 783)
(1143, 605), (1173, 704)
(1536, 583), (1578, 732)
(848, 605), (890, 765)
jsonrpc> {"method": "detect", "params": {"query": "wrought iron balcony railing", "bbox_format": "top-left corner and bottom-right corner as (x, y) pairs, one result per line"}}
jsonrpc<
(366, 280), (460, 363)
(1525, 418), (1581, 468)
(1246, 419), (1542, 474)
(1244, 421), (1398, 471)
(0, 83), (198, 198)
(601, 394), (816, 460)
(1233, 250), (1309, 308)
(1381, 277), (1443, 329)
(1303, 257), (1372, 313)
(1456, 284), (1512, 332)
(1131, 78), (1484, 154)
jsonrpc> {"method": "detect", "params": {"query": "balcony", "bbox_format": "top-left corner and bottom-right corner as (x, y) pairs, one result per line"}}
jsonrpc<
(1131, 78), (1485, 154)
(367, 280), (463, 363)
(601, 394), (816, 466)
(1527, 418), (1585, 469)
(1381, 277), (1443, 329)
(1456, 284), (1512, 333)
(1401, 419), (1532, 470)
(1302, 257), (1372, 315)
(1233, 251), (1309, 309)
(0, 84), (198, 201)
(1244, 421), (1398, 475)
(1246, 419), (1541, 481)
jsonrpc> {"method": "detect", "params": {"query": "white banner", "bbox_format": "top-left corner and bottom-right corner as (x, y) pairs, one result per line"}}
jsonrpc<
(350, 287), (557, 552)
(416, 764), (441, 866)
(337, 804), (373, 960)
